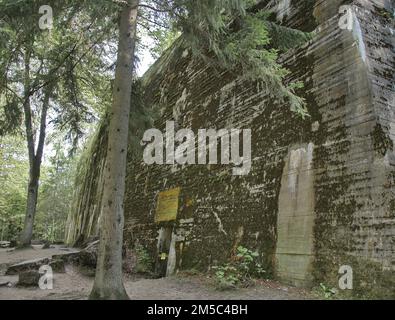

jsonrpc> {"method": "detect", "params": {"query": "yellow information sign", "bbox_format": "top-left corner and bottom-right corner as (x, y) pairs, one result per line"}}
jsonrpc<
(155, 187), (181, 223)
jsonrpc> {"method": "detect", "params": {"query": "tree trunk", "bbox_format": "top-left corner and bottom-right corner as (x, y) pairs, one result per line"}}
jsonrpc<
(19, 47), (35, 247)
(89, 0), (139, 300)
(19, 56), (51, 246)
(19, 165), (40, 246)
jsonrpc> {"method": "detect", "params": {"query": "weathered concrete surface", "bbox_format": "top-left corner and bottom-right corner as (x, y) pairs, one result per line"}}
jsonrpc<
(64, 123), (108, 246)
(17, 270), (41, 287)
(129, 0), (394, 296)
(0, 241), (10, 248)
(5, 258), (50, 275)
(67, 0), (394, 298)
(275, 143), (315, 286)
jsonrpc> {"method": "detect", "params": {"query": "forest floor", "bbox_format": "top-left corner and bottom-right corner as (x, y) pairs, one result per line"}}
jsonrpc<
(0, 246), (316, 300)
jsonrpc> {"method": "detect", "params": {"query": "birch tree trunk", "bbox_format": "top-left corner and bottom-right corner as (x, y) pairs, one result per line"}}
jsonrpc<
(89, 0), (139, 300)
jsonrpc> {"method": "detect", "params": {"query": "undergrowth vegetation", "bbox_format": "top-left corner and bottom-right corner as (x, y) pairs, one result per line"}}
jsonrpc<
(212, 246), (266, 290)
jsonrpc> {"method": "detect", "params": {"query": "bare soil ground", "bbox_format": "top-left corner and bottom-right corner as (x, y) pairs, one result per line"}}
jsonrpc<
(0, 246), (315, 300)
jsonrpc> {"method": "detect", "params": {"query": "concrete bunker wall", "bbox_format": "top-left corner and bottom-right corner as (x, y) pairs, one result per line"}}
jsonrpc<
(124, 0), (394, 295)
(66, 0), (394, 297)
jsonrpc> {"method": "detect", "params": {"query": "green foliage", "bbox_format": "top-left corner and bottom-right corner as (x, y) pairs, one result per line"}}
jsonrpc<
(0, 0), (117, 143)
(234, 245), (265, 277)
(0, 0), (120, 244)
(212, 246), (265, 290)
(0, 134), (79, 242)
(0, 135), (28, 241)
(134, 244), (153, 274)
(171, 0), (309, 117)
(213, 264), (240, 289)
(149, 28), (181, 60)
(266, 22), (313, 52)
(35, 142), (79, 242)
(0, 95), (22, 136)
(136, 0), (309, 116)
(317, 283), (338, 299)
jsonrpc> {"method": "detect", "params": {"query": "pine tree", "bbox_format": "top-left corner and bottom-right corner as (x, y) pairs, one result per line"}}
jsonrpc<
(89, 0), (139, 300)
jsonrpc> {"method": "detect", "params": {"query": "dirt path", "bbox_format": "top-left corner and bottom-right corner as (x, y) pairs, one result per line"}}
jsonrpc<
(125, 276), (314, 300)
(0, 269), (314, 300)
(0, 246), (315, 300)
